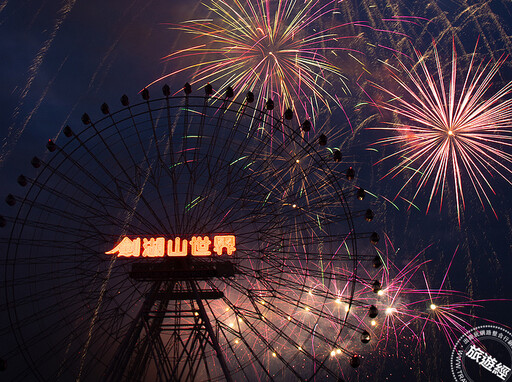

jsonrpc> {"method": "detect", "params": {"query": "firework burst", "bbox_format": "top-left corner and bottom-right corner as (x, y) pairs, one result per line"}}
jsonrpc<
(153, 0), (369, 122)
(372, 40), (512, 223)
(348, 235), (509, 353)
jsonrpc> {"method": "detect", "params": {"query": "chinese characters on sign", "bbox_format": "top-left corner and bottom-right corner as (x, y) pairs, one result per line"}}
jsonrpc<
(465, 344), (511, 381)
(106, 235), (236, 257)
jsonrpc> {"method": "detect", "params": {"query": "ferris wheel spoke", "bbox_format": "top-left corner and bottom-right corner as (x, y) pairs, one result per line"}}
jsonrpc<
(44, 142), (165, 236)
(74, 127), (171, 235)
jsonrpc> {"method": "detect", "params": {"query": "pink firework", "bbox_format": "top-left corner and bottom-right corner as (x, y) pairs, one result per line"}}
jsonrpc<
(349, 235), (509, 352)
(372, 40), (512, 223)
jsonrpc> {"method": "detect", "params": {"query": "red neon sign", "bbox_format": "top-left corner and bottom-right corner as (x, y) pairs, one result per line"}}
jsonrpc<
(106, 235), (236, 257)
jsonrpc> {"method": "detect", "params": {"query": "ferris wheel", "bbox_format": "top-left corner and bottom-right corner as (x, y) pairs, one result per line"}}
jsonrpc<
(1, 84), (381, 381)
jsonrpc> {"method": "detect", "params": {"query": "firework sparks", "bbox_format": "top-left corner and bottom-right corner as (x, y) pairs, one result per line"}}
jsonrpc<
(348, 235), (509, 353)
(152, 0), (373, 122)
(372, 40), (512, 223)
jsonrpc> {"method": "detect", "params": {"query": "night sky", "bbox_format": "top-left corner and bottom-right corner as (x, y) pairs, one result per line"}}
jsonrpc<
(1, 0), (512, 381)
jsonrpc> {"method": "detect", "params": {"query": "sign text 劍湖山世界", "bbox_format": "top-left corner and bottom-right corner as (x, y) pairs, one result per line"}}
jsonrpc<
(105, 235), (236, 257)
